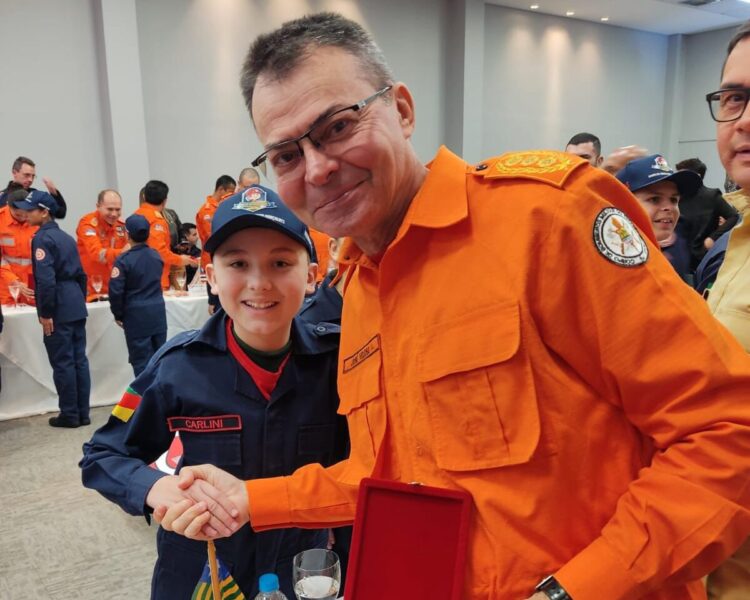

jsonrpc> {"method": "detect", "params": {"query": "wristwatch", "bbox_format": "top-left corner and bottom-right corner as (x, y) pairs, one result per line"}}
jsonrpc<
(535, 575), (571, 599)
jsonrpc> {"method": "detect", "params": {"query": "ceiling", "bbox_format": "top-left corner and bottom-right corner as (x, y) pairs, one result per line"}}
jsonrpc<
(486, 0), (750, 35)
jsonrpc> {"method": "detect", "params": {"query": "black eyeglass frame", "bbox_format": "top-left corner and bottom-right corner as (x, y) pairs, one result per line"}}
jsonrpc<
(705, 87), (750, 123)
(251, 85), (393, 168)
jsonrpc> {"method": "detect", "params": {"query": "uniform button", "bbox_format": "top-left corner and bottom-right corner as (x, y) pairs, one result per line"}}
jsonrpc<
(315, 325), (327, 333)
(304, 298), (312, 304)
(475, 163), (488, 171)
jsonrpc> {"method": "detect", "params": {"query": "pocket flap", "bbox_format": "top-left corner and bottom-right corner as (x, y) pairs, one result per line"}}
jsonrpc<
(417, 300), (520, 382)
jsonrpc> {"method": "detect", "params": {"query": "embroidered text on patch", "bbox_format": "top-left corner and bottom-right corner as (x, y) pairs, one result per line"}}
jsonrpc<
(593, 208), (649, 267)
(343, 335), (381, 373)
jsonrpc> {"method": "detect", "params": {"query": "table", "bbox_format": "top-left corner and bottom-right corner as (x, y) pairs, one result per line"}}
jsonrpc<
(0, 292), (210, 421)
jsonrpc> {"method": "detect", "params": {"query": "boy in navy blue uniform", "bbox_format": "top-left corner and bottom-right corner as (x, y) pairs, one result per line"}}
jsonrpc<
(80, 186), (347, 599)
(109, 214), (167, 377)
(14, 190), (90, 428)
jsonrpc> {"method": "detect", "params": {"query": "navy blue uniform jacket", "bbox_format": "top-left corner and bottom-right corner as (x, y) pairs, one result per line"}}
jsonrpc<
(79, 311), (347, 599)
(298, 271), (343, 326)
(109, 244), (167, 337)
(32, 221), (87, 322)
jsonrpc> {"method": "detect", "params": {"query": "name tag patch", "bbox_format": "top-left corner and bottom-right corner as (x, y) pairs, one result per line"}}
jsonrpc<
(167, 415), (242, 433)
(343, 334), (381, 373)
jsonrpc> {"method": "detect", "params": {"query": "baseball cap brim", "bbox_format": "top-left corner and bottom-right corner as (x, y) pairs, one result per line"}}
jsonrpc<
(205, 213), (311, 256)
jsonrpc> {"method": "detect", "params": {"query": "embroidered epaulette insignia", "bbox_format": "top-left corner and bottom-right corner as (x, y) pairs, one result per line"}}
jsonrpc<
(475, 150), (587, 188)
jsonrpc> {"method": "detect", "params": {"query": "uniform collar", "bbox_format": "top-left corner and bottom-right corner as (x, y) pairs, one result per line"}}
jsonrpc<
(339, 146), (469, 267)
(185, 309), (339, 355)
(138, 203), (164, 219)
(39, 221), (58, 231)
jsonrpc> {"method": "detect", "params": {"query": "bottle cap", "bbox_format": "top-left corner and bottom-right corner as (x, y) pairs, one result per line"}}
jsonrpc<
(258, 573), (280, 593)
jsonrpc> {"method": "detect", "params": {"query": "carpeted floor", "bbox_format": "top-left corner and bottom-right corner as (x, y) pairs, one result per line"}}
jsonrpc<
(0, 406), (157, 599)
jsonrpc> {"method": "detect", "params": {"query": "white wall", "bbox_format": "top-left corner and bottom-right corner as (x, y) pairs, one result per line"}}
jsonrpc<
(0, 0), (112, 234)
(481, 5), (670, 159)
(134, 0), (448, 220)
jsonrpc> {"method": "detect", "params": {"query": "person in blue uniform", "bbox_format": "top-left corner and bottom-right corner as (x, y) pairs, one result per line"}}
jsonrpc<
(14, 190), (89, 427)
(79, 185), (348, 599)
(109, 214), (167, 377)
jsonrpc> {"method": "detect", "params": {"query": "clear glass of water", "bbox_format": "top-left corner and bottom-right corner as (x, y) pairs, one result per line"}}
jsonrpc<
(92, 275), (103, 300)
(9, 281), (20, 308)
(293, 549), (341, 600)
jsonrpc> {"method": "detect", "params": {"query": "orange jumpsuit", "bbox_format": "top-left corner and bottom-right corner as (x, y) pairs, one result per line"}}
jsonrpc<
(76, 211), (128, 299)
(245, 148), (750, 600)
(196, 195), (217, 271)
(0, 206), (37, 305)
(134, 204), (185, 289)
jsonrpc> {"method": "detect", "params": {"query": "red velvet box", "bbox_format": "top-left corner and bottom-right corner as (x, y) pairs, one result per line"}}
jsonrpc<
(343, 478), (472, 600)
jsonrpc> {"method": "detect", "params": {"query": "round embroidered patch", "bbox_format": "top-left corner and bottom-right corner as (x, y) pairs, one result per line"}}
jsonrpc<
(593, 208), (649, 267)
(111, 266), (120, 278)
(35, 248), (46, 261)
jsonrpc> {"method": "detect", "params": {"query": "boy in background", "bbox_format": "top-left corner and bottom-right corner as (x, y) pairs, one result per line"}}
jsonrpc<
(109, 214), (167, 377)
(13, 189), (89, 428)
(80, 186), (347, 599)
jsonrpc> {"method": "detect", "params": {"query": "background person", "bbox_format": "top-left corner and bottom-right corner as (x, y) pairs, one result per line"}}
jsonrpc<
(0, 156), (68, 218)
(0, 184), (37, 305)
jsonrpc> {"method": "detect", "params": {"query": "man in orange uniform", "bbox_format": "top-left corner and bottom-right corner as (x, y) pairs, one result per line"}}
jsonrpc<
(136, 180), (198, 290)
(76, 189), (129, 301)
(158, 14), (750, 600)
(195, 175), (236, 273)
(0, 185), (37, 305)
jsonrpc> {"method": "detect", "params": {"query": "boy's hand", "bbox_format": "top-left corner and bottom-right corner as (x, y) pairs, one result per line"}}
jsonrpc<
(146, 475), (190, 510)
(156, 464), (248, 539)
(39, 317), (54, 336)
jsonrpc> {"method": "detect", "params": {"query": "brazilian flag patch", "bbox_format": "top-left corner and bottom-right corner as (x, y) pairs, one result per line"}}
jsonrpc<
(111, 387), (142, 423)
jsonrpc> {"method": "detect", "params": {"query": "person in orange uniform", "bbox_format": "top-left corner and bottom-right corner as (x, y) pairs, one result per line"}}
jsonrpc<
(76, 189), (129, 301)
(196, 175), (236, 274)
(0, 184), (37, 305)
(156, 14), (750, 600)
(136, 180), (198, 290)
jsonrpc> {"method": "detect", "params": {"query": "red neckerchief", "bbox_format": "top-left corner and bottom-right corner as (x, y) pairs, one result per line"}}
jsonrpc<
(225, 319), (291, 401)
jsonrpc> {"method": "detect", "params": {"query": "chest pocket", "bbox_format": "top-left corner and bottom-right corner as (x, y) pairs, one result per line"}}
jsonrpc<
(417, 300), (549, 472)
(336, 342), (385, 482)
(180, 432), (242, 467)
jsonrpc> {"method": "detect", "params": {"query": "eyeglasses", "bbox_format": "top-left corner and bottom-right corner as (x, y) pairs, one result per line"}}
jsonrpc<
(706, 87), (750, 122)
(251, 85), (393, 178)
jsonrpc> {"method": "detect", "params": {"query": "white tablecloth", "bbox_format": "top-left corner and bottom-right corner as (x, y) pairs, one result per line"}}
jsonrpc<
(0, 292), (210, 421)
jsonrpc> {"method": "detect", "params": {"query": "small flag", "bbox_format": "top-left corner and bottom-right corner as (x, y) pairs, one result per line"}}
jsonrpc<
(191, 543), (245, 600)
(111, 387), (141, 423)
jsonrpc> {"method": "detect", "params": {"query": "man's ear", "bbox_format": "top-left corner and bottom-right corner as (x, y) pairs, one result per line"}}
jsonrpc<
(596, 155), (604, 167)
(306, 261), (318, 295)
(392, 82), (416, 139)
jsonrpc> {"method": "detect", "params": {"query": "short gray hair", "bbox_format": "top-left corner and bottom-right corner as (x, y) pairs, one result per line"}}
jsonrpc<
(240, 12), (394, 118)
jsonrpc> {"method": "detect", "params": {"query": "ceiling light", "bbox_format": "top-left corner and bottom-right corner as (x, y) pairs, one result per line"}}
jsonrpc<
(530, 4), (539, 9)
(566, 11), (575, 16)
(601, 16), (609, 21)
(737, 0), (750, 4)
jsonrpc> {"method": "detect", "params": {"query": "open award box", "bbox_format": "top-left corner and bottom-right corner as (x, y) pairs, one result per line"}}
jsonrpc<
(343, 478), (472, 600)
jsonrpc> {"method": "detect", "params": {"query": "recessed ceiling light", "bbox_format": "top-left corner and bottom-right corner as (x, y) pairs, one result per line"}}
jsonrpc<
(601, 16), (609, 21)
(530, 4), (539, 9)
(566, 11), (575, 16)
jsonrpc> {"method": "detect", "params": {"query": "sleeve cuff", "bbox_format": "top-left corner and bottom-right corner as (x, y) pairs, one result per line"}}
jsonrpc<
(127, 464), (169, 515)
(555, 536), (645, 600)
(246, 476), (292, 531)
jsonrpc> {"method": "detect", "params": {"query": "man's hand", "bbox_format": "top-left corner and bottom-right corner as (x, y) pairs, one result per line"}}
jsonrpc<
(180, 255), (199, 267)
(115, 320), (123, 328)
(704, 237), (715, 250)
(19, 284), (34, 298)
(40, 317), (54, 336)
(602, 145), (648, 174)
(155, 464), (248, 539)
(42, 177), (58, 196)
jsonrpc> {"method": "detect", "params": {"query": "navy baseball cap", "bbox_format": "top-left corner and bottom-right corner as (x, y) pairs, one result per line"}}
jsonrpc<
(125, 214), (150, 243)
(616, 154), (701, 196)
(205, 185), (314, 257)
(11, 190), (60, 215)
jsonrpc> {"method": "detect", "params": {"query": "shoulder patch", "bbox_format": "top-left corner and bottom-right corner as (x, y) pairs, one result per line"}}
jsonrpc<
(593, 208), (649, 267)
(203, 214), (212, 220)
(84, 229), (96, 236)
(35, 248), (46, 261)
(479, 150), (587, 188)
(111, 266), (120, 278)
(154, 224), (165, 232)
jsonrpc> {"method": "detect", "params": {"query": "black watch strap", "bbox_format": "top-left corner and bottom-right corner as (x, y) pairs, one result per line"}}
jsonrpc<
(535, 575), (571, 600)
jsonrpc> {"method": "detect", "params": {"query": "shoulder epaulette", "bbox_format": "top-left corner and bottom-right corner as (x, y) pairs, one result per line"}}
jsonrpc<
(472, 150), (588, 189)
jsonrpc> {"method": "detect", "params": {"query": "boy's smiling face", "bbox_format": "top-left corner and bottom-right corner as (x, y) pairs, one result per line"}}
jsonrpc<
(206, 227), (316, 351)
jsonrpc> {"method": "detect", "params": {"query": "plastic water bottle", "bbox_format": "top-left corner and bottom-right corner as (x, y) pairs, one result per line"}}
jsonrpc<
(253, 573), (289, 600)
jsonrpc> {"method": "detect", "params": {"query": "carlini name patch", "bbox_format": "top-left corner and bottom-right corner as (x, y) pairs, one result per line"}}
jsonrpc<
(167, 415), (242, 433)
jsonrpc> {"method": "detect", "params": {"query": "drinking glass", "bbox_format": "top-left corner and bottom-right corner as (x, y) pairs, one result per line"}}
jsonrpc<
(175, 271), (187, 291)
(92, 275), (103, 300)
(9, 281), (20, 308)
(293, 549), (341, 600)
